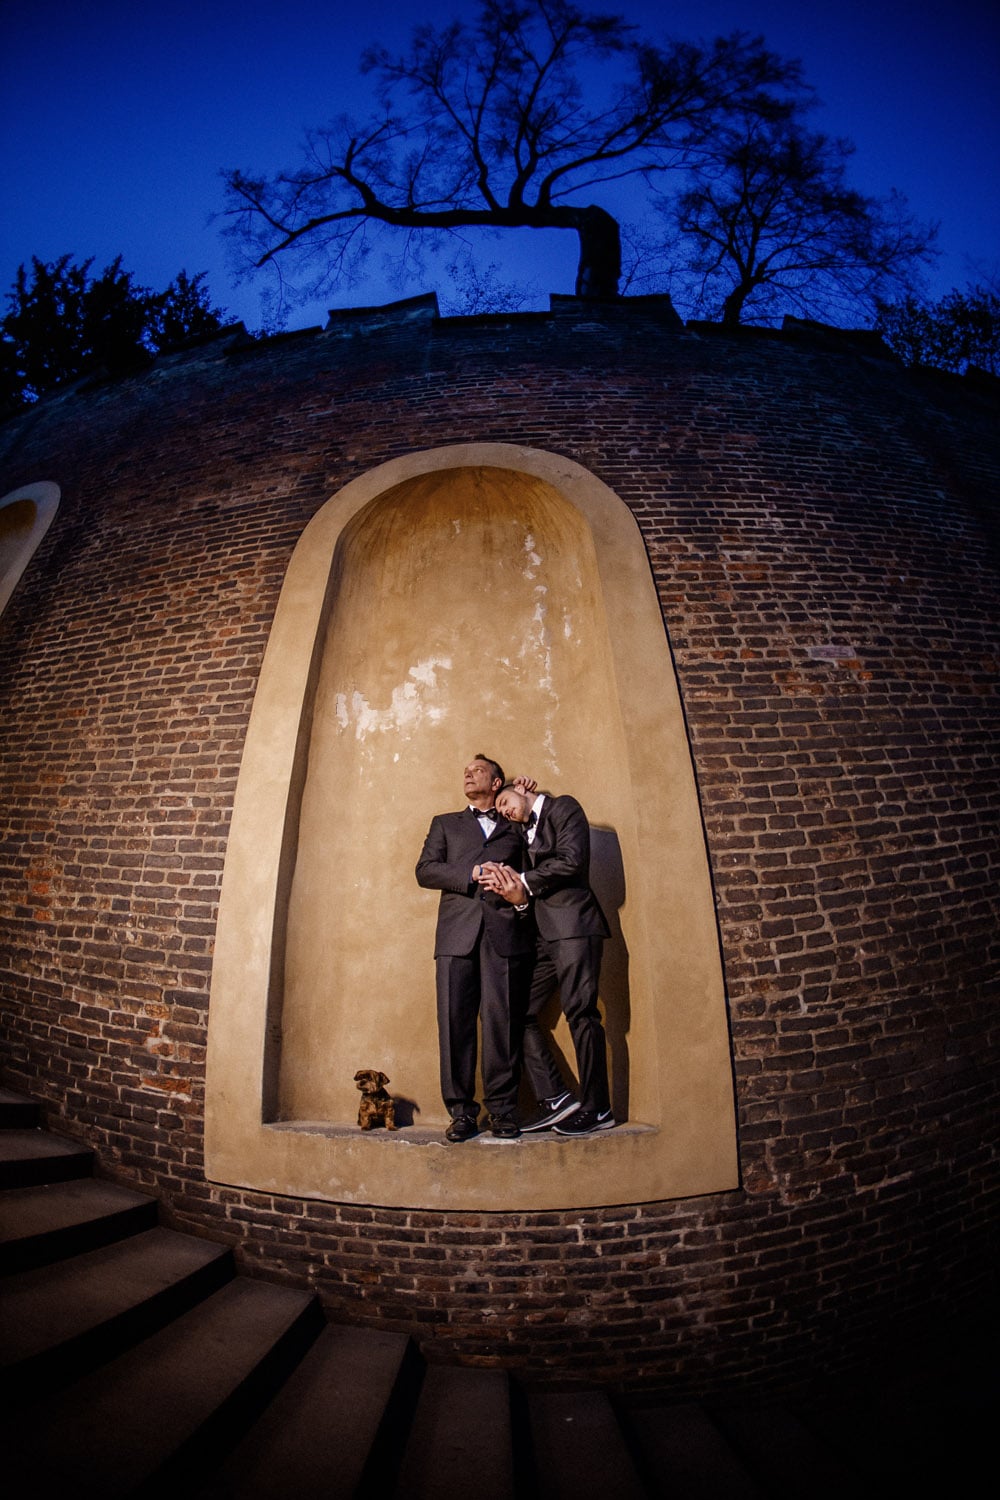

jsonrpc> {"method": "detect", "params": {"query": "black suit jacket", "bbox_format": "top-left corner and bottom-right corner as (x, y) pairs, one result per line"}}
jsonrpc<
(521, 795), (610, 943)
(416, 809), (534, 959)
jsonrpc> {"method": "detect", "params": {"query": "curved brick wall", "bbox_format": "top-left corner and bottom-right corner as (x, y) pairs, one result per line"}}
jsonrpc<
(1, 296), (997, 1392)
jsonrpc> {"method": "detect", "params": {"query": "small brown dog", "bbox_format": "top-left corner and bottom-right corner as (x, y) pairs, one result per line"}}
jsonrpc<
(354, 1069), (398, 1131)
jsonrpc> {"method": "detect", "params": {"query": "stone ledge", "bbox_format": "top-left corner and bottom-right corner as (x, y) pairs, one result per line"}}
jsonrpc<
(265, 1121), (658, 1146)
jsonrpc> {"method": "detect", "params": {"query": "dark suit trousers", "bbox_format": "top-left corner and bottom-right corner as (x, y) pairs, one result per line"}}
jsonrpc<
(436, 928), (531, 1117)
(522, 935), (610, 1113)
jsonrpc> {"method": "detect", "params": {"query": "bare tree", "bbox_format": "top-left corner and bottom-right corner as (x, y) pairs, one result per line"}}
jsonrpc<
(222, 0), (801, 311)
(441, 252), (536, 314)
(663, 108), (937, 326)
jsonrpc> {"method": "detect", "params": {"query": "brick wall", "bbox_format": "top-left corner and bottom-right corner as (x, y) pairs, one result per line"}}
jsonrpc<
(1, 298), (997, 1392)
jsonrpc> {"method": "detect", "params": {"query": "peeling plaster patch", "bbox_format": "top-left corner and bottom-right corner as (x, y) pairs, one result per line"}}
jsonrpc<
(335, 657), (452, 740)
(409, 658), (451, 688)
(519, 588), (556, 703)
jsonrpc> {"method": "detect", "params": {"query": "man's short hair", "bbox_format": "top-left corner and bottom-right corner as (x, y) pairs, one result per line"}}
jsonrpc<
(473, 752), (505, 786)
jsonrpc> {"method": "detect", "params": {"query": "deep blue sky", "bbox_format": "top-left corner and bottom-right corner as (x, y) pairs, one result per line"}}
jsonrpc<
(2, 0), (997, 329)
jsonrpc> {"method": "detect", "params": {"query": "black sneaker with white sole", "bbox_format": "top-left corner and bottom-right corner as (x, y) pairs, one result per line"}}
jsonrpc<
(553, 1107), (616, 1135)
(520, 1092), (580, 1133)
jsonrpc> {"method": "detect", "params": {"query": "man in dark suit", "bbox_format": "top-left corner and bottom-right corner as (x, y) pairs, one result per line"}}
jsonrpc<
(479, 784), (615, 1136)
(415, 755), (534, 1142)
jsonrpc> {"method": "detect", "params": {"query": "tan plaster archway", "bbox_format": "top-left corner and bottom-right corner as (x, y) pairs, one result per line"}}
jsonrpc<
(0, 482), (60, 617)
(206, 445), (737, 1210)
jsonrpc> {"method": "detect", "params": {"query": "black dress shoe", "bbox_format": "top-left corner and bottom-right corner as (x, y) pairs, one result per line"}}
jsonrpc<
(445, 1114), (479, 1143)
(489, 1112), (521, 1139)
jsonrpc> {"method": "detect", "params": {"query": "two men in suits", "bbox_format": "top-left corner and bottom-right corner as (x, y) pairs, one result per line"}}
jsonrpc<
(479, 785), (615, 1136)
(415, 755), (534, 1141)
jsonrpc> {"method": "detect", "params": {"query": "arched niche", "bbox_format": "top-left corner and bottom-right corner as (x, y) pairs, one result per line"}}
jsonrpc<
(0, 482), (60, 617)
(206, 445), (737, 1210)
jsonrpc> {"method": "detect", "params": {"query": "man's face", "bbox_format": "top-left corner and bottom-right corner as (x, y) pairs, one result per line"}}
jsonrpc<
(495, 788), (529, 823)
(463, 759), (499, 804)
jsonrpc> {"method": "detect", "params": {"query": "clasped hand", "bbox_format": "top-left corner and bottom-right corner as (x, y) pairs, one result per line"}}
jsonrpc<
(475, 861), (525, 904)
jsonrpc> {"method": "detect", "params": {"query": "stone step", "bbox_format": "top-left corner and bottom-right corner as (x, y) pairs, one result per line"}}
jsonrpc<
(1, 1276), (321, 1499)
(202, 1323), (418, 1499)
(528, 1389), (647, 1500)
(0, 1093), (940, 1498)
(0, 1223), (233, 1397)
(393, 1363), (516, 1500)
(0, 1176), (159, 1273)
(0, 1086), (41, 1128)
(0, 1127), (94, 1189)
(801, 1343), (997, 1497)
(623, 1400), (764, 1498)
(711, 1402), (868, 1500)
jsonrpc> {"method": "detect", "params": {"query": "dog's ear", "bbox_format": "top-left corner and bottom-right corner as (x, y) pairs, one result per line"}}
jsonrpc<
(377, 1071), (389, 1088)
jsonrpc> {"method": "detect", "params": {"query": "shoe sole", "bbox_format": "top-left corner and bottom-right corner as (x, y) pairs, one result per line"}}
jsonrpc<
(553, 1115), (616, 1136)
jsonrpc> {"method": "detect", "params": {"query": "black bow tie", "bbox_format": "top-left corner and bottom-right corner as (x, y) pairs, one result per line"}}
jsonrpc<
(474, 807), (498, 821)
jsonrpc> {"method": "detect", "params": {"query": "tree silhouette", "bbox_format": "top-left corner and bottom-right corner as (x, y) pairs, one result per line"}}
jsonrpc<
(222, 0), (802, 310)
(1, 256), (227, 408)
(661, 108), (936, 326)
(876, 284), (1000, 376)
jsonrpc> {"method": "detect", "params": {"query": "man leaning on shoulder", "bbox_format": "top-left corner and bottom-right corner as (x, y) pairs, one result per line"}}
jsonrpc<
(478, 782), (615, 1136)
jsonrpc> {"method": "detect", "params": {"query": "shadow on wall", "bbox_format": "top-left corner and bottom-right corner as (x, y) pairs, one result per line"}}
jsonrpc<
(592, 825), (630, 1120)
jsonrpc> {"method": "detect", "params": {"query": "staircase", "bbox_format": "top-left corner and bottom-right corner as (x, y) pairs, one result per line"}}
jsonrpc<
(0, 1086), (989, 1497)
